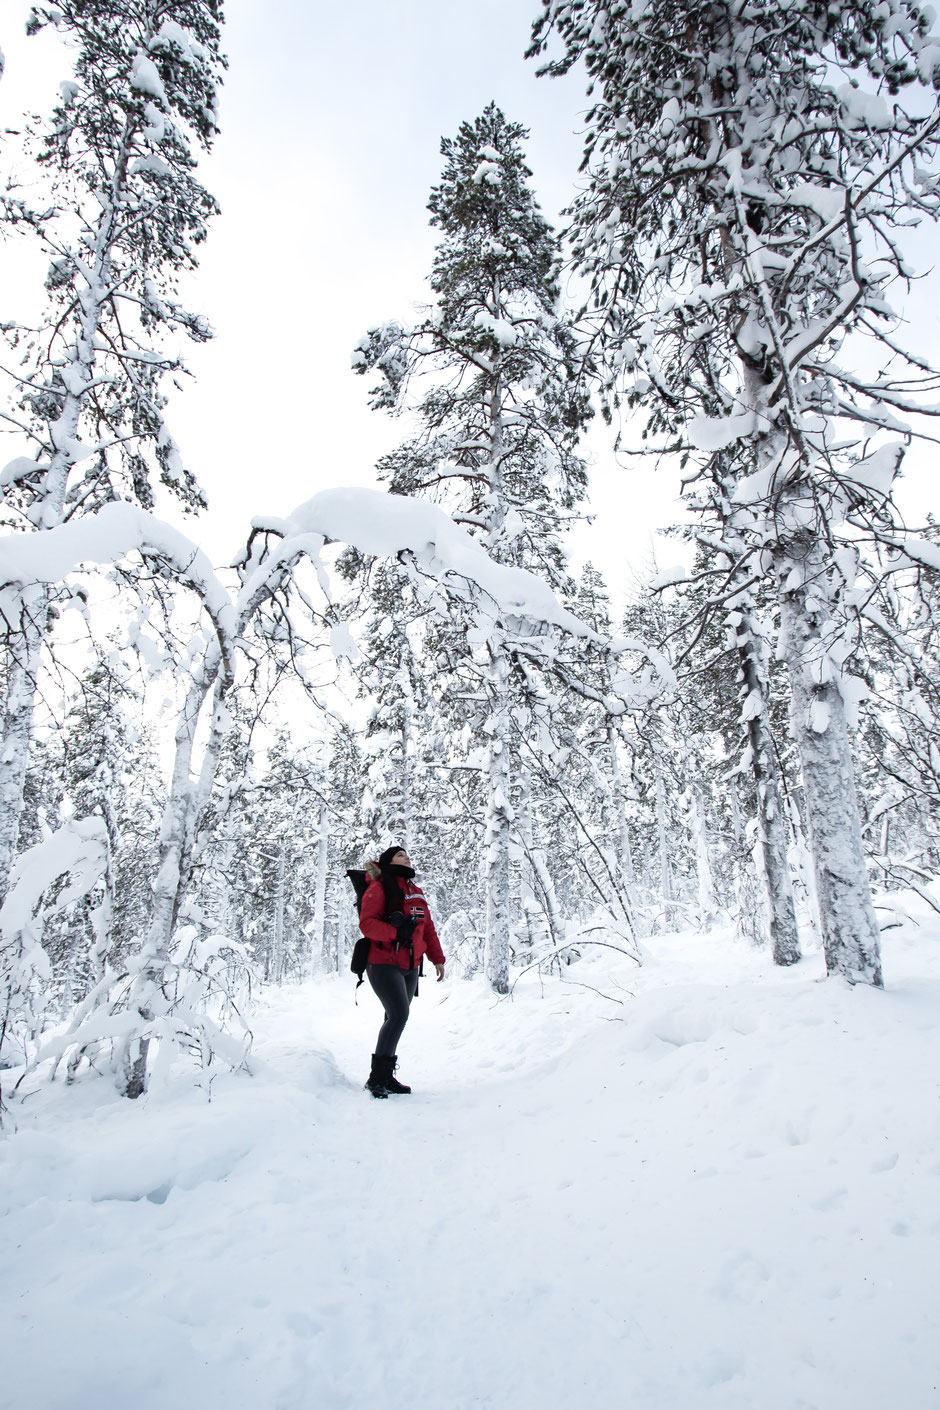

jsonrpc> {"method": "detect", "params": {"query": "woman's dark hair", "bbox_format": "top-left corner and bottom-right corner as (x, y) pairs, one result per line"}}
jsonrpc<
(378, 845), (406, 917)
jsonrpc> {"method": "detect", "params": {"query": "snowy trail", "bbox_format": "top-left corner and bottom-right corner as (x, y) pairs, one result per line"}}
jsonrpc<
(2, 923), (939, 1410)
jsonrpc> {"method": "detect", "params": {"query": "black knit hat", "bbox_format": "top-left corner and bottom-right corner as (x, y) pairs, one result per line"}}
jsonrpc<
(378, 845), (405, 870)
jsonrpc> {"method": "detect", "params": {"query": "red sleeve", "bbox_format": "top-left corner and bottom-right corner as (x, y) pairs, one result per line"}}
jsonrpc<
(359, 880), (397, 949)
(423, 905), (446, 967)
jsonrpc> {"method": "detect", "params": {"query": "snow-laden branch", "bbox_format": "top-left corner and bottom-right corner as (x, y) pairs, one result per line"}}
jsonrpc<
(0, 817), (107, 942)
(251, 486), (598, 639)
(0, 485), (607, 654)
(0, 501), (237, 673)
(777, 105), (940, 306)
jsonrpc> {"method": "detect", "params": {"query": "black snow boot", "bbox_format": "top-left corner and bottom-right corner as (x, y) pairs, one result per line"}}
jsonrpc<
(383, 1055), (411, 1095)
(365, 1054), (389, 1099)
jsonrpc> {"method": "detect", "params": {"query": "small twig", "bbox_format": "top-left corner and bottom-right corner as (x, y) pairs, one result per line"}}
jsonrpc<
(509, 937), (642, 993)
(559, 976), (632, 1005)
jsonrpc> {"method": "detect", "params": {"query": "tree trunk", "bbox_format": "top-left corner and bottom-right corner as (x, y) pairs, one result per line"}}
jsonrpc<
(271, 844), (286, 985)
(0, 591), (46, 905)
(598, 726), (640, 942)
(654, 763), (676, 931)
(122, 1038), (150, 1100)
(481, 342), (514, 994)
(312, 804), (329, 974)
(484, 652), (512, 994)
(528, 845), (565, 957)
(399, 663), (414, 853)
(115, 659), (220, 1096)
(146, 671), (215, 961)
(607, 728), (636, 887)
(775, 531), (882, 986)
(737, 608), (801, 965)
(0, 131), (128, 905)
(690, 778), (717, 931)
(729, 777), (765, 946)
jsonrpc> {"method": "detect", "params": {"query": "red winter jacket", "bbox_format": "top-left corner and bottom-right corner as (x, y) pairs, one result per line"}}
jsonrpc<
(359, 876), (446, 971)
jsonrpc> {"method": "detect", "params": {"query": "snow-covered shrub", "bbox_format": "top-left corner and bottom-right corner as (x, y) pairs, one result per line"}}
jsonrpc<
(34, 925), (255, 1096)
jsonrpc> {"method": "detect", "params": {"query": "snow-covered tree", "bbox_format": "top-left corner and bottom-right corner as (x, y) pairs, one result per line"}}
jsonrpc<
(199, 725), (337, 984)
(854, 533), (940, 899)
(354, 105), (595, 991)
(0, 0), (224, 909)
(0, 622), (170, 1074)
(0, 467), (650, 1091)
(51, 664), (161, 1001)
(649, 514), (802, 964)
(340, 558), (436, 853)
(518, 564), (641, 948)
(531, 0), (940, 985)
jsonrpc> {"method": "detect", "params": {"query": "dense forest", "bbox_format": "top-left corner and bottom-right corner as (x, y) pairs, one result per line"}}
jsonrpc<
(3, 0), (940, 1104)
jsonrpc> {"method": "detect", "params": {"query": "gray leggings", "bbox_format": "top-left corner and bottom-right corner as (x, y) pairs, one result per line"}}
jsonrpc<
(367, 963), (419, 1056)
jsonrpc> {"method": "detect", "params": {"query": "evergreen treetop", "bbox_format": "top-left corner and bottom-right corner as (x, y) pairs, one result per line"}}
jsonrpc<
(353, 103), (591, 583)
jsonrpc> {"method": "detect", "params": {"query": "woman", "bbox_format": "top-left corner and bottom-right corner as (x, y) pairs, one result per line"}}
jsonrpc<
(358, 845), (445, 1098)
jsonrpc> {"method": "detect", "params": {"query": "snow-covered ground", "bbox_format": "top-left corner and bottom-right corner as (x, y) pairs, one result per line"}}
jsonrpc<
(2, 906), (939, 1410)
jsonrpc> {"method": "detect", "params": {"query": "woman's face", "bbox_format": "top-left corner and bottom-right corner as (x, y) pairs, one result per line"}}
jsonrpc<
(392, 849), (411, 869)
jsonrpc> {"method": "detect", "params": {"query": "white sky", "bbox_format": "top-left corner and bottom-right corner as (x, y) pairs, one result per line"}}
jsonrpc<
(0, 0), (684, 609)
(2, 0), (938, 608)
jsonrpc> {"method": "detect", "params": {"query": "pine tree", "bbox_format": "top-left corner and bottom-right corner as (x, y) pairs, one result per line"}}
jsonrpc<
(0, 0), (224, 911)
(354, 105), (593, 992)
(530, 0), (940, 985)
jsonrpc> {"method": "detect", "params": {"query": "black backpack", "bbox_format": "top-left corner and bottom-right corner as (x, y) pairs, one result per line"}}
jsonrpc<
(346, 869), (371, 990)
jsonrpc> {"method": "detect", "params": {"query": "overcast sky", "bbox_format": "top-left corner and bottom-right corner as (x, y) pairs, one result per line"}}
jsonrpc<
(3, 1), (938, 606)
(1, 0), (687, 604)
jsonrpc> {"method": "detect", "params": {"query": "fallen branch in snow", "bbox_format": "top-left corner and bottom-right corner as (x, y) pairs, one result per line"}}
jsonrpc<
(509, 936), (643, 995)
(557, 976), (634, 1006)
(869, 861), (940, 917)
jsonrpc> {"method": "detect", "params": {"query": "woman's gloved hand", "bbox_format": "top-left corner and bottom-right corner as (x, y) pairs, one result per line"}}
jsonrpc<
(388, 912), (417, 944)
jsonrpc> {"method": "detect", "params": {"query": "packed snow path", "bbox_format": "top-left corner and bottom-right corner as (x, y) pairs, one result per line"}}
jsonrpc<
(2, 922), (939, 1410)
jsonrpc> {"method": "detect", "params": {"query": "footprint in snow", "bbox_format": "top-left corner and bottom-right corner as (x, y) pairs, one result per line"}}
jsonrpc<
(811, 1186), (848, 1212)
(785, 1116), (812, 1146)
